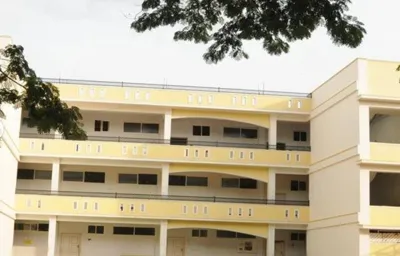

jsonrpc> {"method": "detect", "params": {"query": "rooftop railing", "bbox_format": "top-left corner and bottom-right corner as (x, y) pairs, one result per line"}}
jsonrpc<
(16, 189), (310, 206)
(42, 78), (312, 98)
(19, 133), (311, 152)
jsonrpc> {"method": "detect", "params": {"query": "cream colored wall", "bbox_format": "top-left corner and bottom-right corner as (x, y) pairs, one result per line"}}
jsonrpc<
(307, 224), (361, 256)
(12, 223), (306, 256)
(308, 60), (366, 256)
(21, 111), (310, 148)
(275, 229), (306, 256)
(56, 222), (157, 256)
(168, 228), (265, 256)
(276, 175), (308, 202)
(277, 122), (310, 148)
(13, 229), (48, 256)
(171, 118), (268, 144)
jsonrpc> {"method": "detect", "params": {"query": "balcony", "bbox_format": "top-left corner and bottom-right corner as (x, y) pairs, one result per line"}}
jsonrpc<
(370, 206), (400, 227)
(44, 78), (312, 113)
(369, 142), (400, 164)
(19, 135), (311, 167)
(15, 190), (309, 224)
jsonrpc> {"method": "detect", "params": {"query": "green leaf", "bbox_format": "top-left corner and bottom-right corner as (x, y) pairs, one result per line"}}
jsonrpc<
(0, 44), (87, 140)
(131, 0), (366, 63)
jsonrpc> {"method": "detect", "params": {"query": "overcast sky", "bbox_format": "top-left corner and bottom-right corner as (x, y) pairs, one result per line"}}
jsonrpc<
(0, 0), (397, 93)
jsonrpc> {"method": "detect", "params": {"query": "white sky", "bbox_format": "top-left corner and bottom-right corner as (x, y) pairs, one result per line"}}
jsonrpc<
(0, 0), (397, 93)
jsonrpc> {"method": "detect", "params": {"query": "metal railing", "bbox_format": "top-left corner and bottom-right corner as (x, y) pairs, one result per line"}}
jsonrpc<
(16, 189), (309, 206)
(19, 133), (311, 151)
(42, 78), (312, 98)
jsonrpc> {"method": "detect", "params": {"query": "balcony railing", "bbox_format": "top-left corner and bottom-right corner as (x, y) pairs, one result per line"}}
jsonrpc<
(19, 133), (311, 152)
(16, 189), (310, 206)
(43, 78), (311, 98)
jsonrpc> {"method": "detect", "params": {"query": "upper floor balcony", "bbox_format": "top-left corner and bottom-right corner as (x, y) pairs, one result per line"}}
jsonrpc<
(367, 109), (400, 165)
(20, 111), (311, 168)
(15, 191), (309, 224)
(44, 78), (312, 114)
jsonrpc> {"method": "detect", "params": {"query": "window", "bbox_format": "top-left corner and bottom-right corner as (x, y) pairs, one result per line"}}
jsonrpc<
(221, 178), (240, 188)
(192, 229), (208, 237)
(113, 226), (134, 235)
(138, 174), (158, 185)
(142, 123), (159, 134)
(216, 230), (237, 238)
(35, 170), (52, 180)
(169, 175), (186, 186)
(186, 176), (208, 187)
(134, 227), (155, 236)
(169, 175), (208, 187)
(216, 230), (256, 239)
(237, 233), (256, 239)
(118, 174), (138, 184)
(63, 171), (84, 182)
(63, 171), (105, 183)
(223, 127), (241, 138)
(291, 232), (306, 241)
(113, 226), (155, 236)
(239, 178), (257, 189)
(290, 180), (307, 191)
(192, 126), (210, 136)
(17, 169), (34, 180)
(94, 120), (109, 132)
(293, 131), (307, 142)
(124, 123), (159, 133)
(14, 223), (49, 232)
(241, 128), (258, 139)
(88, 225), (104, 234)
(124, 123), (141, 133)
(84, 172), (105, 183)
(223, 127), (258, 139)
(221, 178), (257, 189)
(17, 169), (51, 180)
(38, 223), (49, 232)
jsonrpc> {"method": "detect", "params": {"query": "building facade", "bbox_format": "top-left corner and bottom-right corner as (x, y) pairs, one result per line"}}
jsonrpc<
(0, 35), (398, 256)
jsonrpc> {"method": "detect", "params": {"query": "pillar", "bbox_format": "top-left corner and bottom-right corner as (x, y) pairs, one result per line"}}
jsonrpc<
(159, 221), (168, 256)
(268, 115), (277, 147)
(51, 160), (60, 192)
(359, 169), (370, 224)
(267, 225), (275, 256)
(164, 110), (172, 141)
(47, 217), (57, 256)
(161, 164), (169, 196)
(267, 169), (276, 201)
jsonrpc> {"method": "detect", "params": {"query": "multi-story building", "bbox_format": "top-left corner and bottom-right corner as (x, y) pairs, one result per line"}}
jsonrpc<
(0, 35), (399, 256)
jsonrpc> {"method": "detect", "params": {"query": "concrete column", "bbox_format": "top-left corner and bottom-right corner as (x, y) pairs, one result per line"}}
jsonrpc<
(164, 110), (172, 141)
(359, 169), (370, 224)
(159, 221), (168, 256)
(268, 115), (277, 148)
(267, 224), (275, 256)
(51, 160), (60, 191)
(267, 169), (276, 201)
(47, 217), (57, 256)
(161, 164), (170, 196)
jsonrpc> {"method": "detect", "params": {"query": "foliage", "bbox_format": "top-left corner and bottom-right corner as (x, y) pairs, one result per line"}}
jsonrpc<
(131, 0), (366, 63)
(0, 45), (87, 140)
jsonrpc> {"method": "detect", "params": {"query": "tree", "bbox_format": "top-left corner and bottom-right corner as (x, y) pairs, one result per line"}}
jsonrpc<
(0, 45), (87, 140)
(131, 0), (366, 63)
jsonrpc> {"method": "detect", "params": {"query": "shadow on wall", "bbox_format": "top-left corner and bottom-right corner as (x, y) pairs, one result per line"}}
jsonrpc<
(370, 173), (400, 206)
